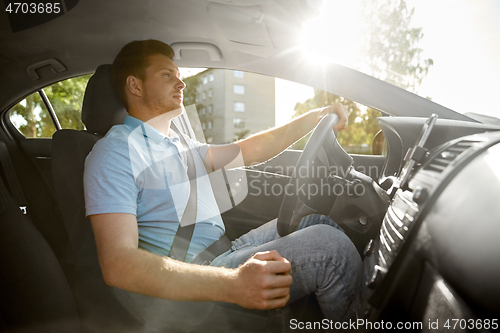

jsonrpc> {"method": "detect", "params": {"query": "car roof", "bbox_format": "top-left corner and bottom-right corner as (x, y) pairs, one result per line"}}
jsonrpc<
(0, 0), (315, 105)
(0, 0), (473, 122)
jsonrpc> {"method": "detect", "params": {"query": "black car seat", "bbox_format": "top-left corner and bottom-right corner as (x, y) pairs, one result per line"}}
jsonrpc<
(51, 65), (291, 333)
(0, 168), (83, 333)
(51, 65), (147, 333)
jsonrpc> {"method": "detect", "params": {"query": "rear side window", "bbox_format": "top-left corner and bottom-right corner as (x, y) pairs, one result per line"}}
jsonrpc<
(9, 74), (91, 138)
(9, 93), (57, 138)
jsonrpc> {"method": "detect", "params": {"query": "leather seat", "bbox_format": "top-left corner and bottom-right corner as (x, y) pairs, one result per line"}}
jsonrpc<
(51, 65), (291, 333)
(0, 172), (83, 333)
(51, 65), (143, 332)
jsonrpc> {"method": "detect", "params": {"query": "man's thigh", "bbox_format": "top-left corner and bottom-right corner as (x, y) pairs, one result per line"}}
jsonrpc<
(212, 214), (345, 267)
(219, 214), (342, 255)
(211, 216), (350, 269)
(212, 221), (359, 301)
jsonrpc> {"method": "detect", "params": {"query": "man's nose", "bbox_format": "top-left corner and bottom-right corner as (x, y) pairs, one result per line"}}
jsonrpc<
(177, 77), (186, 90)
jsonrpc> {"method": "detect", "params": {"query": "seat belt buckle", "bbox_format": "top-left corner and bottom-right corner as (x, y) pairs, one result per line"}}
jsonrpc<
(19, 206), (27, 215)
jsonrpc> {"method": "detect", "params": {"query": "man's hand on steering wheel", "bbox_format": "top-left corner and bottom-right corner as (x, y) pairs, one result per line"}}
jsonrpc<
(277, 108), (354, 237)
(317, 103), (349, 132)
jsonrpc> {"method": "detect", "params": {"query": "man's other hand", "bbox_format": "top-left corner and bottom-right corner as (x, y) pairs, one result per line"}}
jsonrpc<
(232, 250), (292, 310)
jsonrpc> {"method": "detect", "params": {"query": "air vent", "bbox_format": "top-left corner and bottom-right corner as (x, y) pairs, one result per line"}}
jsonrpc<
(377, 190), (418, 269)
(425, 140), (477, 173)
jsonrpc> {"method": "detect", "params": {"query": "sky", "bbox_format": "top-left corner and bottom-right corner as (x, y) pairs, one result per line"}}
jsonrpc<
(181, 0), (500, 124)
(407, 0), (500, 118)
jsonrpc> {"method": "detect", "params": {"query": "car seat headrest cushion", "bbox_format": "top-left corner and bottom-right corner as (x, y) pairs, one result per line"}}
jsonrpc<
(82, 64), (128, 135)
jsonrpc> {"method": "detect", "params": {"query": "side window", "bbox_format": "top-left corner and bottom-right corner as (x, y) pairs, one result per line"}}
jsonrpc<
(292, 91), (383, 154)
(9, 74), (91, 138)
(181, 68), (382, 154)
(9, 92), (57, 138)
(183, 69), (274, 144)
(46, 75), (90, 130)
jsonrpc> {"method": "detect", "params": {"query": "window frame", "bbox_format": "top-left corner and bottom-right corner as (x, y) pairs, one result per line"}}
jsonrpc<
(39, 89), (62, 131)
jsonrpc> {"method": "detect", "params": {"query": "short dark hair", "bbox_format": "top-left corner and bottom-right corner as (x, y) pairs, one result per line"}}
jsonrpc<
(111, 40), (175, 109)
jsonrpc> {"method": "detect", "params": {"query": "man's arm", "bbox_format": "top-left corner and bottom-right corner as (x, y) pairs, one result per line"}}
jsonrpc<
(203, 103), (347, 171)
(91, 213), (293, 309)
(238, 103), (347, 166)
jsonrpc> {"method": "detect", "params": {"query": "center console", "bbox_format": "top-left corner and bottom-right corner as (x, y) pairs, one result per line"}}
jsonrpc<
(356, 113), (500, 323)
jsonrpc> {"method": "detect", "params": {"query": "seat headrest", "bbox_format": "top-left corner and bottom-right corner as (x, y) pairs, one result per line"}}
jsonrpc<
(82, 64), (128, 135)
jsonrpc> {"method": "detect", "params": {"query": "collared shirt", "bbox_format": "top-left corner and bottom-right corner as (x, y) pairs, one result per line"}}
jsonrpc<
(84, 115), (225, 262)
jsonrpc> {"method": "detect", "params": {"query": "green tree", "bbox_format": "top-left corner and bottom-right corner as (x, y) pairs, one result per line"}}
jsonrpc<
(234, 129), (251, 142)
(10, 93), (48, 137)
(182, 74), (201, 108)
(10, 74), (92, 137)
(46, 74), (92, 130)
(292, 0), (432, 153)
(183, 74), (206, 142)
(361, 0), (433, 92)
(292, 91), (382, 151)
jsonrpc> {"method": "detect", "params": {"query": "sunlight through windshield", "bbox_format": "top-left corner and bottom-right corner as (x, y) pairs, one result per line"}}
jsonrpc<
(300, 0), (500, 119)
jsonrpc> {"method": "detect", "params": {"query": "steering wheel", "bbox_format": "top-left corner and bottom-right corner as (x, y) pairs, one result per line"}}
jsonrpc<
(277, 113), (353, 236)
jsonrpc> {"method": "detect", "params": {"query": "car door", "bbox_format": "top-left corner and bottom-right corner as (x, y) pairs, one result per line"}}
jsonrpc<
(3, 75), (91, 260)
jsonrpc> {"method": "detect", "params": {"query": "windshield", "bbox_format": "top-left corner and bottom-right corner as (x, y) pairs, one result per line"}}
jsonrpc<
(302, 0), (500, 119)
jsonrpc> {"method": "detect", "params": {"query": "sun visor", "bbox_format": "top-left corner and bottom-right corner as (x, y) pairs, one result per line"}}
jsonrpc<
(207, 3), (274, 58)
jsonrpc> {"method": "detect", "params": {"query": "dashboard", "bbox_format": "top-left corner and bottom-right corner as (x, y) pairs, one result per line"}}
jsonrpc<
(356, 116), (500, 328)
(377, 116), (500, 182)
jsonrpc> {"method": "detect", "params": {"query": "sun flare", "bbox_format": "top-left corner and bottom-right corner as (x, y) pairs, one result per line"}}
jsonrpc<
(301, 0), (363, 67)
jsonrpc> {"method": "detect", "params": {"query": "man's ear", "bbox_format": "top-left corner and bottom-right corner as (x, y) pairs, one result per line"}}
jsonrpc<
(126, 75), (143, 98)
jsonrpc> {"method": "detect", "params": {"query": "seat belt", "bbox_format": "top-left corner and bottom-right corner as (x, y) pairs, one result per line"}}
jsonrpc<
(0, 141), (28, 215)
(190, 234), (232, 265)
(168, 124), (232, 264)
(167, 127), (198, 262)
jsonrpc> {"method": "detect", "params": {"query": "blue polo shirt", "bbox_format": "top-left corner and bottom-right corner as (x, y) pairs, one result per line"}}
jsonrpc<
(84, 115), (225, 262)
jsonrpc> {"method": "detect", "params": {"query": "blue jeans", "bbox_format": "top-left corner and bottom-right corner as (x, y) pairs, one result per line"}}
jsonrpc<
(211, 214), (363, 321)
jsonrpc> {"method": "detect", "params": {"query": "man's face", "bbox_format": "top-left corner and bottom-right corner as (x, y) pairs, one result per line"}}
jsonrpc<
(140, 53), (186, 114)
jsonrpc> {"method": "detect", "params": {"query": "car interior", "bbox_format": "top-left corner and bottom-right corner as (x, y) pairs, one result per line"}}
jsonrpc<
(1, 0), (500, 332)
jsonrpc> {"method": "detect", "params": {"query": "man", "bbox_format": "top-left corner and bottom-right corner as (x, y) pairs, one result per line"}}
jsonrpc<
(84, 40), (361, 322)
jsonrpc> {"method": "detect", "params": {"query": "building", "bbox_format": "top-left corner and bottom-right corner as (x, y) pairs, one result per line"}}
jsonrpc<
(191, 69), (275, 144)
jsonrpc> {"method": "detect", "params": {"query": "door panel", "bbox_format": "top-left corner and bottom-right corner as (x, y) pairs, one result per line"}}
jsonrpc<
(19, 138), (53, 188)
(252, 150), (301, 176)
(221, 169), (290, 240)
